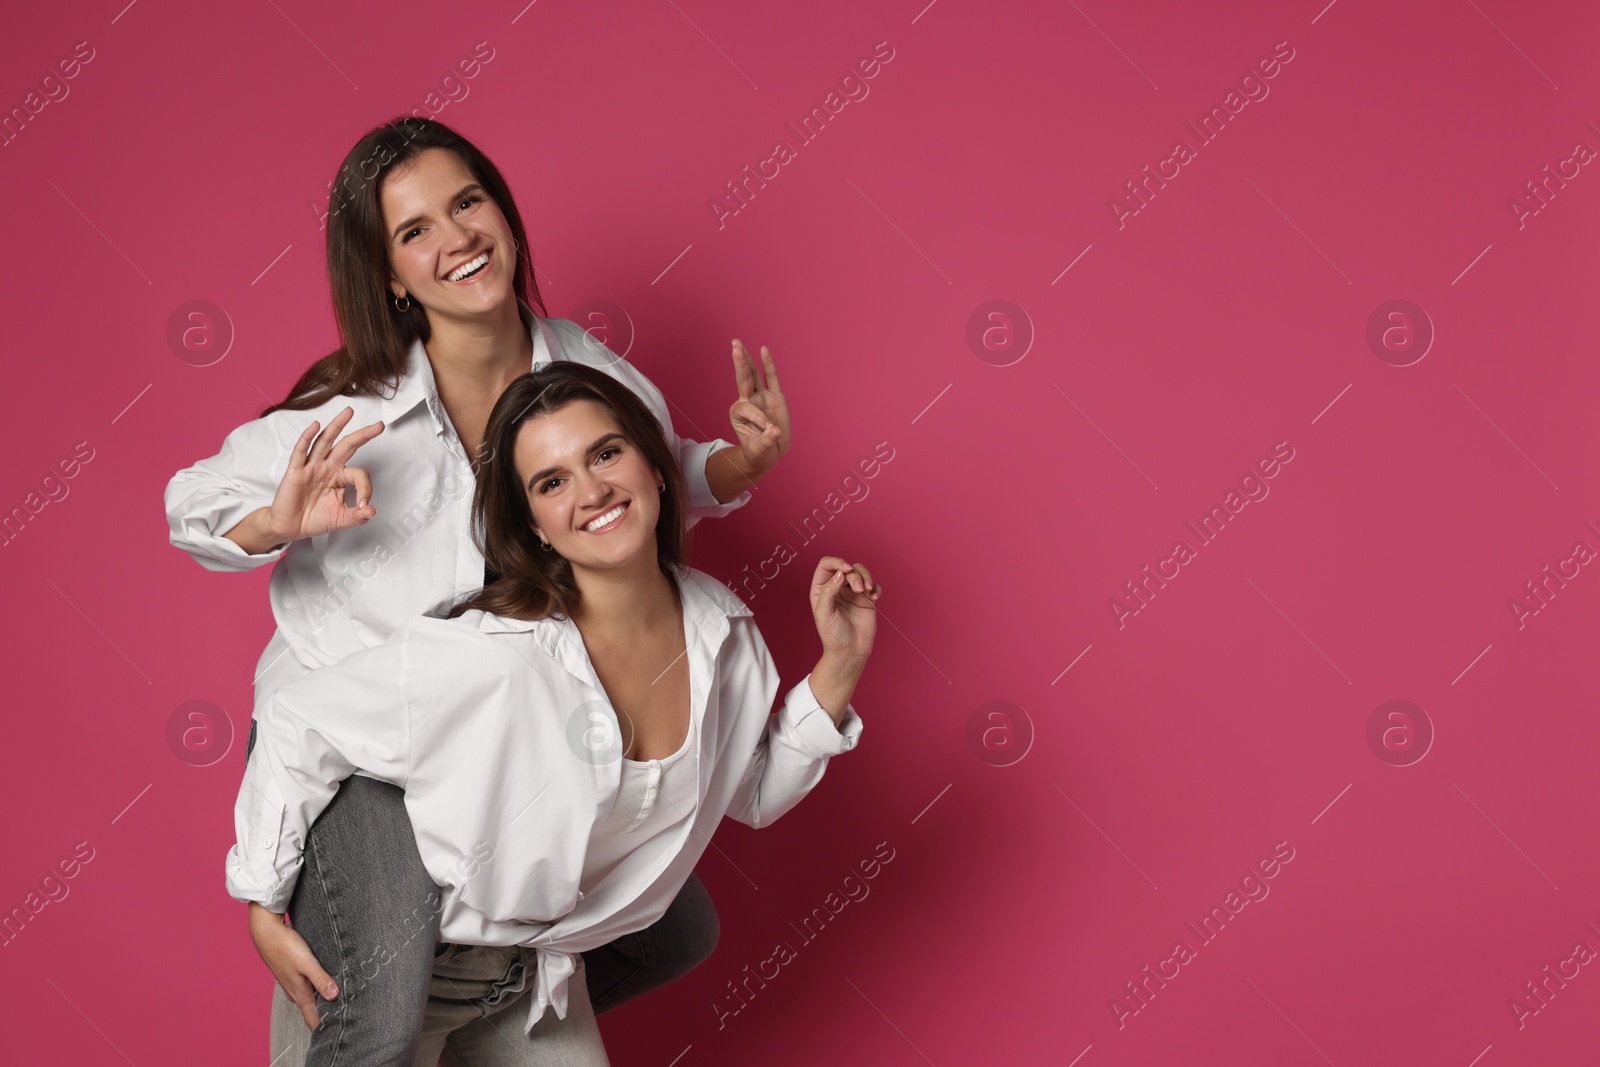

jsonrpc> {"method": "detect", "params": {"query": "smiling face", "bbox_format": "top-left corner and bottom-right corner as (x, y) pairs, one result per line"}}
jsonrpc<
(514, 398), (665, 573)
(380, 147), (518, 322)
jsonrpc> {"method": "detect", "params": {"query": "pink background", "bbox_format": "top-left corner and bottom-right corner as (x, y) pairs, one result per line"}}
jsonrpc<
(2, 0), (1597, 1063)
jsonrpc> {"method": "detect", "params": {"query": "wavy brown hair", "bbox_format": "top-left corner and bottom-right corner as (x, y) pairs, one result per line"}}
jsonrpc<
(446, 362), (690, 622)
(264, 116), (547, 415)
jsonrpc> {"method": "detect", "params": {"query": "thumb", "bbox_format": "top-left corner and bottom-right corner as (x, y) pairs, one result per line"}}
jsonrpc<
(311, 966), (340, 1001)
(298, 955), (339, 1001)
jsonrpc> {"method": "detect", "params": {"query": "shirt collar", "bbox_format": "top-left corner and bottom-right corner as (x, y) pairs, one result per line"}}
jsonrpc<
(475, 566), (751, 688)
(476, 566), (751, 639)
(379, 314), (556, 426)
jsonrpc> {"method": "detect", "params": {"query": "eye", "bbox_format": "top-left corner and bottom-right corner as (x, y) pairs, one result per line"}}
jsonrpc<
(596, 445), (622, 463)
(400, 196), (483, 243)
(538, 477), (562, 494)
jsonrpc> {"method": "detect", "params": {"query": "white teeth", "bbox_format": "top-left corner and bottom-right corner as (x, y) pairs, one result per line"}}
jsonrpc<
(446, 252), (490, 281)
(583, 504), (626, 532)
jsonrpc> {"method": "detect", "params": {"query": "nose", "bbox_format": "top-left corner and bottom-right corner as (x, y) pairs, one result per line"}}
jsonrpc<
(570, 465), (612, 511)
(441, 214), (479, 252)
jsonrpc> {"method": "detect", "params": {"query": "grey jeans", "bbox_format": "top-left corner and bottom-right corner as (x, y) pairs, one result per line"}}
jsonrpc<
(250, 724), (720, 1066)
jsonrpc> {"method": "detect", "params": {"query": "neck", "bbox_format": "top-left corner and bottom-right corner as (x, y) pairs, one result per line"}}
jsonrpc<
(569, 551), (680, 639)
(422, 301), (533, 392)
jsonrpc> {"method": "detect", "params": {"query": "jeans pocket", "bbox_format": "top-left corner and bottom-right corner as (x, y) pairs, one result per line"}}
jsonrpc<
(624, 929), (653, 967)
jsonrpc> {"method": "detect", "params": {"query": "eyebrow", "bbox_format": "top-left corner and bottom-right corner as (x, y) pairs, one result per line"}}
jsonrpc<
(390, 183), (487, 242)
(525, 432), (627, 492)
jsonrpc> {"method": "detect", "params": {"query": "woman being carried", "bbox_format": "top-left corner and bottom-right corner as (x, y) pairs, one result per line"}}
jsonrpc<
(231, 360), (880, 1063)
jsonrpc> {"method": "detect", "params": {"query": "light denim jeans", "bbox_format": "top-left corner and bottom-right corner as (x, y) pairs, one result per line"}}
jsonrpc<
(252, 724), (720, 1067)
(411, 945), (607, 1066)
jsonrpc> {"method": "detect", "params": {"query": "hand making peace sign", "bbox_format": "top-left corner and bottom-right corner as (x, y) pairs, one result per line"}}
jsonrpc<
(727, 339), (791, 477)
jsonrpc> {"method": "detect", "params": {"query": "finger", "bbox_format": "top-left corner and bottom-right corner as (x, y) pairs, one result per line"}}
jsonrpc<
(732, 340), (755, 400)
(851, 563), (881, 600)
(285, 982), (323, 1031)
(824, 560), (864, 595)
(729, 399), (771, 434)
(297, 996), (321, 1032)
(346, 467), (375, 513)
(289, 421), (321, 471)
(846, 566), (866, 595)
(759, 345), (780, 394)
(312, 408), (355, 462)
(329, 420), (385, 466)
(812, 556), (849, 589)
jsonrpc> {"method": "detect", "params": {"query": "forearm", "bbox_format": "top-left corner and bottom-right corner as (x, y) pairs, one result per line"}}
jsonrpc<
(806, 652), (867, 727)
(704, 445), (764, 504)
(223, 506), (290, 556)
(249, 900), (287, 926)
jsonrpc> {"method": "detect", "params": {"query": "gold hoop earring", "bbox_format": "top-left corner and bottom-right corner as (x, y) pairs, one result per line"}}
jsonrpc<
(540, 540), (554, 552)
(393, 293), (411, 313)
(657, 482), (665, 493)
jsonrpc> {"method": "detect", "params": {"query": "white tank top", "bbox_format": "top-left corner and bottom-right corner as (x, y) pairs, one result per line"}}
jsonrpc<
(580, 717), (699, 895)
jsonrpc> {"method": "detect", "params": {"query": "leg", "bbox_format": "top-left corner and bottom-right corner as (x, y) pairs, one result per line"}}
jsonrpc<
(252, 719), (314, 1067)
(289, 774), (444, 1067)
(442, 952), (610, 1066)
(582, 871), (720, 1015)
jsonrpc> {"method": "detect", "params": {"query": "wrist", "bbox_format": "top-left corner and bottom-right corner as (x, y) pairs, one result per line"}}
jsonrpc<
(726, 446), (764, 481)
(815, 651), (867, 684)
(707, 446), (760, 504)
(252, 507), (292, 549)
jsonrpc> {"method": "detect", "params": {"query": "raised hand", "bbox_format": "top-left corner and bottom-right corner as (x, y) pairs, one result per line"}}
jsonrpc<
(809, 556), (880, 664)
(262, 407), (385, 544)
(728, 339), (791, 475)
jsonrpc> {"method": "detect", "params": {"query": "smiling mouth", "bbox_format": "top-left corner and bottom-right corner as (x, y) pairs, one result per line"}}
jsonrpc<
(445, 249), (492, 283)
(582, 501), (629, 533)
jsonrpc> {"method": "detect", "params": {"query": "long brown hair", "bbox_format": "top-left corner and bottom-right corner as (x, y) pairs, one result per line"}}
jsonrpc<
(446, 362), (691, 622)
(264, 116), (547, 415)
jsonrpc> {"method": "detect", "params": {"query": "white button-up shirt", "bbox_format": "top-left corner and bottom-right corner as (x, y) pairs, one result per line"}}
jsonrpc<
(164, 316), (750, 707)
(226, 565), (864, 1034)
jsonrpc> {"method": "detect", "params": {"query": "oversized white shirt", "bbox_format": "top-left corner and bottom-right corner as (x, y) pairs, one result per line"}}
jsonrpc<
(226, 565), (864, 1034)
(164, 316), (750, 707)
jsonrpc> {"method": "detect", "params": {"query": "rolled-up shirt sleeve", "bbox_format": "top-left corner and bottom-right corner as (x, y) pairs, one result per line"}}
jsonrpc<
(165, 413), (293, 572)
(724, 621), (862, 830)
(676, 437), (751, 523)
(225, 629), (414, 912)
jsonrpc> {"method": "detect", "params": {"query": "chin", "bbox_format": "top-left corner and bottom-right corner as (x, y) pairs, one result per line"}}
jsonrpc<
(572, 534), (655, 570)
